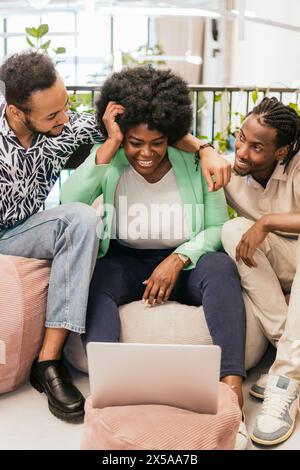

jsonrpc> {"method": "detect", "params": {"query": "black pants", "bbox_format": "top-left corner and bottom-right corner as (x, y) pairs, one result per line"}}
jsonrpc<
(83, 242), (246, 378)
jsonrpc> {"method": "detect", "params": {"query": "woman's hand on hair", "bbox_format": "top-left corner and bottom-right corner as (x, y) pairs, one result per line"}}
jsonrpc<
(102, 101), (125, 145)
(142, 254), (184, 307)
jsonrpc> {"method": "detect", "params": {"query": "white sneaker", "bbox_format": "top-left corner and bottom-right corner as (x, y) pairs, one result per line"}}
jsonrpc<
(234, 419), (249, 450)
(249, 374), (268, 400)
(251, 375), (299, 446)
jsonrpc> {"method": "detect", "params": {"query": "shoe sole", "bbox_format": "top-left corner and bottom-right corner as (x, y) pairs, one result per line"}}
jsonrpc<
(30, 373), (85, 424)
(249, 388), (264, 400)
(251, 420), (296, 446)
(48, 403), (84, 424)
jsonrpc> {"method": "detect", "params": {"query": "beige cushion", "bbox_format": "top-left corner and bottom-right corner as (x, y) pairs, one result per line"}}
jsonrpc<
(0, 255), (51, 393)
(81, 382), (240, 450)
(65, 292), (268, 374)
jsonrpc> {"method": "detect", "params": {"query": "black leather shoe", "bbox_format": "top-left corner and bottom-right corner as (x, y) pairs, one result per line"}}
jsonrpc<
(30, 359), (85, 423)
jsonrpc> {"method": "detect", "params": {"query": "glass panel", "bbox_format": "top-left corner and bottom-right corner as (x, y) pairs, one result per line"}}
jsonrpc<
(0, 17), (4, 59)
(76, 11), (111, 57)
(114, 15), (148, 52)
(6, 15), (40, 33)
(6, 36), (29, 54)
(76, 60), (111, 86)
(50, 35), (76, 56)
(57, 61), (76, 86)
(75, 11), (111, 85)
(41, 12), (75, 33)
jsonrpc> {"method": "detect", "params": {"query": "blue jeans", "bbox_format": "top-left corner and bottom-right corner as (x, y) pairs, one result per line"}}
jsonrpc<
(0, 203), (100, 333)
(83, 242), (246, 378)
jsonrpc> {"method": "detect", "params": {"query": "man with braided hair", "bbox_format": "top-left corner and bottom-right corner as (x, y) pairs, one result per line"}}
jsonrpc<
(220, 97), (300, 446)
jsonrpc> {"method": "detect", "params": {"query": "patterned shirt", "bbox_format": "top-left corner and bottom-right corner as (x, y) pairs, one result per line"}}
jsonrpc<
(0, 96), (103, 229)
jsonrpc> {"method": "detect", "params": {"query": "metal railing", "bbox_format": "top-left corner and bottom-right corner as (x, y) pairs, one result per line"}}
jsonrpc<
(44, 85), (299, 209)
(66, 84), (299, 145)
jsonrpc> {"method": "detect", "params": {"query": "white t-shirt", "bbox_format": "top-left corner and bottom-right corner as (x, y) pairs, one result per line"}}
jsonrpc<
(114, 165), (190, 249)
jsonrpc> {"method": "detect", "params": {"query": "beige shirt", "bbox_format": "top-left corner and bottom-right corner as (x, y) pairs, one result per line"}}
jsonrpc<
(224, 152), (300, 239)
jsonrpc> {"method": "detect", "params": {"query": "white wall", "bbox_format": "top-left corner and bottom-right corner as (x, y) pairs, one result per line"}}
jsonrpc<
(230, 0), (300, 87)
(202, 15), (230, 86)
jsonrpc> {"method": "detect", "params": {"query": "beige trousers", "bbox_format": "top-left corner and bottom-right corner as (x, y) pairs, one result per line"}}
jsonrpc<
(222, 217), (300, 382)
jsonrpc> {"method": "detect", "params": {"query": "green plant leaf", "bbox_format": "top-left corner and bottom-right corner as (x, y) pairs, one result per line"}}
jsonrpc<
(218, 139), (229, 153)
(214, 131), (222, 140)
(40, 39), (51, 50)
(37, 24), (49, 38)
(26, 36), (36, 48)
(25, 27), (38, 38)
(227, 205), (237, 219)
(214, 93), (222, 102)
(198, 135), (208, 140)
(251, 89), (258, 104)
(54, 47), (66, 55)
(289, 102), (300, 116)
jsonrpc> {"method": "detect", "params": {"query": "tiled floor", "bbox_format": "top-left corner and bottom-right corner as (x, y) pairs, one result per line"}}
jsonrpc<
(0, 347), (299, 450)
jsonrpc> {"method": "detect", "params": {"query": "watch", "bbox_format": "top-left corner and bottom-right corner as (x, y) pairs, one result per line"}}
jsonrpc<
(197, 142), (215, 156)
(176, 253), (191, 267)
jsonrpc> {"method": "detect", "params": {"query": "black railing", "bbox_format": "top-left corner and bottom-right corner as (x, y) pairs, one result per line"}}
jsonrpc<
(66, 84), (299, 144)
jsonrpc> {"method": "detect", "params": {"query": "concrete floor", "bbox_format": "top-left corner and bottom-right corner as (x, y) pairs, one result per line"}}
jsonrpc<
(0, 347), (299, 450)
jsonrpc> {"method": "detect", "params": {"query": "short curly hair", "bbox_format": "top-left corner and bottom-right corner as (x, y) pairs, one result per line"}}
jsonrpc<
(96, 67), (192, 144)
(0, 50), (57, 111)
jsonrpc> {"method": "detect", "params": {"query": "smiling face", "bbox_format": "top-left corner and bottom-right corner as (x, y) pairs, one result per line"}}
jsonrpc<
(16, 76), (70, 137)
(234, 114), (289, 183)
(122, 124), (169, 180)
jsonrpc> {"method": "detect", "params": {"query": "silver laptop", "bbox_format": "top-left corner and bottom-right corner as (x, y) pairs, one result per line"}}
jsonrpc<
(87, 342), (221, 414)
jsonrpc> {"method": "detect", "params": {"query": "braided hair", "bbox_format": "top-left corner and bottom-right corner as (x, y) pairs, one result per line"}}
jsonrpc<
(248, 97), (300, 170)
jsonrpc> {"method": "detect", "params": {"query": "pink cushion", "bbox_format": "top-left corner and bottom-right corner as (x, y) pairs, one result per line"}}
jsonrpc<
(0, 255), (51, 393)
(81, 383), (241, 450)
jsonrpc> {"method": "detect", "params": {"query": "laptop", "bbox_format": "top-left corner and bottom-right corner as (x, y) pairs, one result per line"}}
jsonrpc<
(87, 342), (221, 414)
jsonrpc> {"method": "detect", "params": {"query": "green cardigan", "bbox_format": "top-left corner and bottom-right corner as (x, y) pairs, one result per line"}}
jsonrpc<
(60, 144), (229, 269)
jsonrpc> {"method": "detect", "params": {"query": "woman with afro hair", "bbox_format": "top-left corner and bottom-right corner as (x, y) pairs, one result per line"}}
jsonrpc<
(61, 67), (247, 447)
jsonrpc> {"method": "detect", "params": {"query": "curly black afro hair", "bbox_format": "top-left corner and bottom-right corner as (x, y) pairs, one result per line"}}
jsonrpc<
(0, 50), (57, 111)
(96, 66), (193, 145)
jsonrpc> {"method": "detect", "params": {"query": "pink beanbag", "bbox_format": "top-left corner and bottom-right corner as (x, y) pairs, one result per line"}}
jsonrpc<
(0, 255), (51, 393)
(81, 383), (241, 450)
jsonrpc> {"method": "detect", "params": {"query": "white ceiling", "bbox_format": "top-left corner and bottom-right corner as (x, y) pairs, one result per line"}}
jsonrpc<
(0, 0), (226, 13)
(1, 1), (299, 35)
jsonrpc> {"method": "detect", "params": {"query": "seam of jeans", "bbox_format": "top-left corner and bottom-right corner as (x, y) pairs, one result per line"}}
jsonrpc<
(220, 369), (247, 380)
(63, 226), (72, 325)
(45, 321), (85, 334)
(0, 217), (69, 241)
